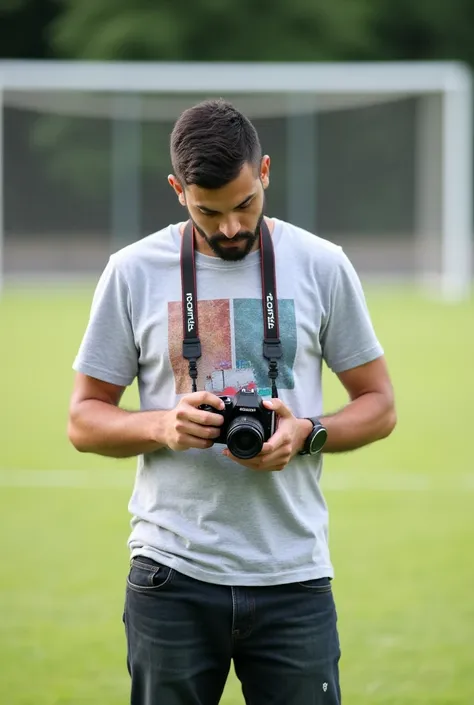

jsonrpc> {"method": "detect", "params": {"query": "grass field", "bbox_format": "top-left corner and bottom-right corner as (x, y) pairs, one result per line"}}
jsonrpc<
(1, 284), (473, 705)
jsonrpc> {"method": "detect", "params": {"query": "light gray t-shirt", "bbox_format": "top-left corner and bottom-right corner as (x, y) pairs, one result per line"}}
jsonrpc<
(73, 218), (383, 586)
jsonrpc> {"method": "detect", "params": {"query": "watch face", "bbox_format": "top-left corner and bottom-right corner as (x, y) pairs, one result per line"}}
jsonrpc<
(309, 427), (328, 454)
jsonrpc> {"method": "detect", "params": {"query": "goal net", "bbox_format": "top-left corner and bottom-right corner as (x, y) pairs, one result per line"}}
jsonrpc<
(0, 60), (472, 299)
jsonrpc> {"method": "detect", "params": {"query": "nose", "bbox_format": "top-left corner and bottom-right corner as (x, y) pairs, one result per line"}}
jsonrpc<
(218, 218), (241, 239)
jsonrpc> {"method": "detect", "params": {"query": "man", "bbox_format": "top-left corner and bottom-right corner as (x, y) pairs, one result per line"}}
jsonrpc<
(68, 98), (396, 705)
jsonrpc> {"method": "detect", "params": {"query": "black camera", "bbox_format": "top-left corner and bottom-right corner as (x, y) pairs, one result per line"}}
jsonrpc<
(199, 387), (276, 460)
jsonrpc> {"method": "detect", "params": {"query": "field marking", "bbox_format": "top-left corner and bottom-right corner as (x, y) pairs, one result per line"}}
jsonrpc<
(0, 469), (473, 491)
(0, 469), (134, 488)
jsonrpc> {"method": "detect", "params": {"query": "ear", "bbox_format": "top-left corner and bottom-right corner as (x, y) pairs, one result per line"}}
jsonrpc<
(168, 174), (186, 206)
(260, 156), (271, 189)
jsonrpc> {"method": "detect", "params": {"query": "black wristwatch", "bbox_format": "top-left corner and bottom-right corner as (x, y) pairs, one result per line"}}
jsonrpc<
(298, 417), (328, 456)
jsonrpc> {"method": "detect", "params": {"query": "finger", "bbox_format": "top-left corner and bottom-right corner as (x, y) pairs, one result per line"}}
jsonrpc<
(222, 449), (254, 469)
(260, 430), (291, 455)
(175, 434), (215, 451)
(259, 442), (273, 455)
(222, 423), (293, 461)
(176, 420), (222, 441)
(263, 398), (292, 418)
(253, 441), (293, 466)
(176, 405), (225, 427)
(252, 453), (290, 471)
(186, 391), (226, 410)
(223, 448), (290, 471)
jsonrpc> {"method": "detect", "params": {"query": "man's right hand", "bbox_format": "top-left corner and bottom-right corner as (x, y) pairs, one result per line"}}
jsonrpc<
(162, 392), (226, 451)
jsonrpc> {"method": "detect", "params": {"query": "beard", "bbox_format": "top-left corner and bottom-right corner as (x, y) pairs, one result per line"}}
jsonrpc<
(192, 211), (264, 262)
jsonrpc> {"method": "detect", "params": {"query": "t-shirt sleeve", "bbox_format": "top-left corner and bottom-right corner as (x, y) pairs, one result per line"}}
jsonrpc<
(73, 257), (138, 386)
(320, 250), (384, 374)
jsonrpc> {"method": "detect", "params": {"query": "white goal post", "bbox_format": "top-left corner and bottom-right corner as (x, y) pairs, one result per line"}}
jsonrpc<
(0, 60), (472, 300)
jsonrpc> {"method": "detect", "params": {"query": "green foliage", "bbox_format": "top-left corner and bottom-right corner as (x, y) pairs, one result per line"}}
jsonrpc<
(49, 0), (374, 61)
(2, 0), (474, 66)
(0, 0), (58, 60)
(367, 0), (474, 64)
(1, 0), (29, 12)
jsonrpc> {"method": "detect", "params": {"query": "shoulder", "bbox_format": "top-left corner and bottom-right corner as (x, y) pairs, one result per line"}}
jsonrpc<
(107, 224), (179, 280)
(273, 218), (352, 279)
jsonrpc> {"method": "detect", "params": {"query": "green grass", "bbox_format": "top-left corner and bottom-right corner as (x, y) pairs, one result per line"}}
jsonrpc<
(1, 285), (473, 704)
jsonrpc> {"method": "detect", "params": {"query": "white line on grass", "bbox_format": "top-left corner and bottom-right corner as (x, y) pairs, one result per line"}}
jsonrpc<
(0, 469), (134, 488)
(0, 469), (472, 491)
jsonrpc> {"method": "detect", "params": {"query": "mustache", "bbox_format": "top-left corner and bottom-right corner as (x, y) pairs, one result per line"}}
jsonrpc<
(210, 231), (255, 243)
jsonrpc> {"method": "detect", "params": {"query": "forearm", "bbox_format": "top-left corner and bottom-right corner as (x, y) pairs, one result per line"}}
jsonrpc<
(321, 391), (396, 453)
(68, 400), (169, 458)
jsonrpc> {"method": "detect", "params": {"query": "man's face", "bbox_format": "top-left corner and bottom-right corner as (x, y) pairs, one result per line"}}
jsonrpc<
(169, 158), (270, 261)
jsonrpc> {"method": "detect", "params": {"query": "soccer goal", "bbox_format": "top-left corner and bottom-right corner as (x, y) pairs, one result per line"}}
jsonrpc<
(0, 60), (472, 300)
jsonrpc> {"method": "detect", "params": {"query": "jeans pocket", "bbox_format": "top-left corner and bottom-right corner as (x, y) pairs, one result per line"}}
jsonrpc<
(297, 577), (332, 593)
(127, 556), (175, 593)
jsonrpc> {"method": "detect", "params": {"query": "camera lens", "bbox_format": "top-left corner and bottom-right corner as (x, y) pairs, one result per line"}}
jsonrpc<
(226, 416), (265, 460)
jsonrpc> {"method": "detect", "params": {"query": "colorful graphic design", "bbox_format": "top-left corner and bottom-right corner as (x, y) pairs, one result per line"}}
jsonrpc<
(168, 298), (297, 396)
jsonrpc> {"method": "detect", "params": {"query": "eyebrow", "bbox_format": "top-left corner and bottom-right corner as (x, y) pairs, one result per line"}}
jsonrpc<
(196, 193), (256, 215)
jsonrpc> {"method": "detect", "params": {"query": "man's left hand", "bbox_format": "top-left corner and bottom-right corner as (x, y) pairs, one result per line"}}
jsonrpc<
(222, 399), (311, 472)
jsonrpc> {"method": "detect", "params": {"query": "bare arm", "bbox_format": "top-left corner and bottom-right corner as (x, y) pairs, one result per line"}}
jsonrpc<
(68, 373), (167, 457)
(321, 356), (396, 453)
(68, 373), (226, 458)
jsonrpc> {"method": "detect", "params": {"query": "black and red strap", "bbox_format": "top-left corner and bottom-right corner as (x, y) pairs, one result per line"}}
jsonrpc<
(180, 220), (282, 397)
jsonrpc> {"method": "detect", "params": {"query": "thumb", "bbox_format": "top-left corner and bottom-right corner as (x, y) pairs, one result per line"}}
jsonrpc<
(263, 398), (292, 418)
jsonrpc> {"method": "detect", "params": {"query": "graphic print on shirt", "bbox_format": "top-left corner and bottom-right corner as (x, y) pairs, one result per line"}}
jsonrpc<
(168, 298), (297, 396)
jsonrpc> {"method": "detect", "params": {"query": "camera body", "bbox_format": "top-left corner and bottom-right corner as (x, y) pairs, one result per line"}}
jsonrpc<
(199, 387), (276, 460)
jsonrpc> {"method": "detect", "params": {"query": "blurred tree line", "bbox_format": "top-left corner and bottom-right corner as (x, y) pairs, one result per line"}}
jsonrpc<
(2, 0), (474, 66)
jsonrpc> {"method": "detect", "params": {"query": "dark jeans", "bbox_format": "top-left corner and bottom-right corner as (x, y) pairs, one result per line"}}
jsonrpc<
(123, 556), (341, 705)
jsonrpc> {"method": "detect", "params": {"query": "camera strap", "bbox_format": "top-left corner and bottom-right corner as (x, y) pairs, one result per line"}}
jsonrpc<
(180, 219), (282, 397)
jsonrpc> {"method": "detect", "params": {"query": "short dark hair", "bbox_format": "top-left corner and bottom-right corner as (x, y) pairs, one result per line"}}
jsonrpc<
(170, 99), (262, 189)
